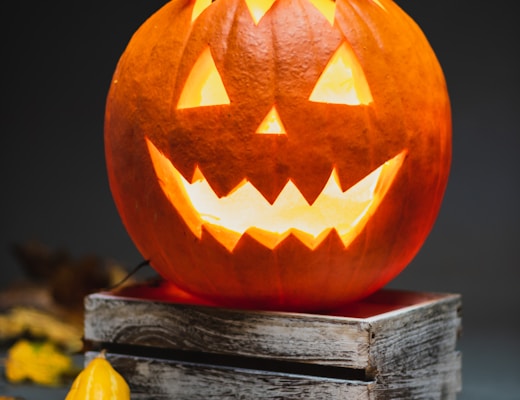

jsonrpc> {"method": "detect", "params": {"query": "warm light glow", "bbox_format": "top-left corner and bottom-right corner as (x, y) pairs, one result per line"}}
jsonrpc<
(371, 0), (386, 11)
(146, 137), (406, 252)
(308, 0), (336, 25)
(256, 106), (286, 135)
(191, 0), (212, 22)
(245, 0), (276, 25)
(177, 46), (230, 109)
(309, 42), (373, 105)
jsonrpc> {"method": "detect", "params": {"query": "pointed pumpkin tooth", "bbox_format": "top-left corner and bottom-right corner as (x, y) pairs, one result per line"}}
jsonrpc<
(146, 137), (406, 252)
(308, 0), (336, 25)
(244, 0), (276, 25)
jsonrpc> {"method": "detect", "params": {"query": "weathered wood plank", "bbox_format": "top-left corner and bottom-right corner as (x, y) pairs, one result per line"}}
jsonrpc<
(369, 351), (461, 400)
(85, 350), (460, 400)
(366, 291), (462, 397)
(85, 288), (460, 371)
(86, 352), (373, 400)
(368, 291), (461, 360)
(85, 294), (372, 368)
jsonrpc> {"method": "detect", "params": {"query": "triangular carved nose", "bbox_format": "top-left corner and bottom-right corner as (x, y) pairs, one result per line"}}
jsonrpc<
(256, 106), (286, 135)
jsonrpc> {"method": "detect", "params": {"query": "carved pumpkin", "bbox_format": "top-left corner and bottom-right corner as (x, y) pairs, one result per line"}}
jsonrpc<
(105, 0), (451, 311)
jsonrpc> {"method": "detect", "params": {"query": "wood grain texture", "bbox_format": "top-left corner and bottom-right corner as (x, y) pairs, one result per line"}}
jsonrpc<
(85, 294), (371, 368)
(84, 287), (462, 399)
(367, 294), (462, 398)
(85, 352), (373, 400)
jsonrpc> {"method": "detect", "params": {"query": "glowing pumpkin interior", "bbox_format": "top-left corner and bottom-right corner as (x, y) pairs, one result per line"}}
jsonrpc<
(147, 138), (405, 251)
(146, 12), (406, 252)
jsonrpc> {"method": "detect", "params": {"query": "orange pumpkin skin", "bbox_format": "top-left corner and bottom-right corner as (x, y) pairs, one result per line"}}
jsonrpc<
(105, 0), (451, 311)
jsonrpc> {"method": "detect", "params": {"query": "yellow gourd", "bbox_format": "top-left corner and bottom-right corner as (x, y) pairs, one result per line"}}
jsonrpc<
(65, 350), (130, 400)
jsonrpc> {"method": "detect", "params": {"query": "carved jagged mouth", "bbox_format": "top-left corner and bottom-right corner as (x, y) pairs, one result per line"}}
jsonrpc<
(146, 137), (406, 252)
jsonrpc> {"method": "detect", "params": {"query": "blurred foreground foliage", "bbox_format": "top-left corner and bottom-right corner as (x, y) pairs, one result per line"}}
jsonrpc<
(4, 339), (80, 387)
(0, 240), (135, 387)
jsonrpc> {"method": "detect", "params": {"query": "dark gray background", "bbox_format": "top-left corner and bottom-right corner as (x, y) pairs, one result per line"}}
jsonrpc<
(1, 1), (518, 399)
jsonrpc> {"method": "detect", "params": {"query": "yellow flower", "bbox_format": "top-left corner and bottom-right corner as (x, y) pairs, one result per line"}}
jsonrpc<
(5, 339), (73, 386)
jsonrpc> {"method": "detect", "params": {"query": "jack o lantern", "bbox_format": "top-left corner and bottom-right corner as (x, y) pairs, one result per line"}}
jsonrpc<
(105, 0), (451, 311)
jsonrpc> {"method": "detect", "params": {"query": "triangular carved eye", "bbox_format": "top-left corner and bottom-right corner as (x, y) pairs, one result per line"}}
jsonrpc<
(177, 46), (230, 109)
(256, 106), (286, 135)
(309, 42), (373, 105)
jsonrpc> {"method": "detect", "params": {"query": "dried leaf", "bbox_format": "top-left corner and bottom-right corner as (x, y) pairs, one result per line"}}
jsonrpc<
(8, 241), (137, 311)
(11, 240), (69, 281)
(0, 307), (82, 352)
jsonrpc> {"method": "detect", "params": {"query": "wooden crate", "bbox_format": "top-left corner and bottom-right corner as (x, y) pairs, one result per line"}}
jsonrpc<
(84, 281), (462, 399)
